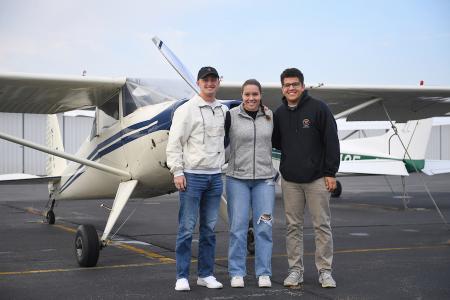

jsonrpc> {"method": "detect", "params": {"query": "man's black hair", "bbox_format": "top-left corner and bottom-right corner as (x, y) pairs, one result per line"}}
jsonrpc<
(280, 68), (304, 85)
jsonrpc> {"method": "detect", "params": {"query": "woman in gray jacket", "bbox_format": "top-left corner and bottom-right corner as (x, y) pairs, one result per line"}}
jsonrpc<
(225, 79), (276, 288)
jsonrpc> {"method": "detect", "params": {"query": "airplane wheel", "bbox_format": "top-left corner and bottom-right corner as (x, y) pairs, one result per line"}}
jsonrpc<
(247, 223), (255, 255)
(331, 180), (342, 198)
(46, 210), (55, 224)
(74, 224), (100, 267)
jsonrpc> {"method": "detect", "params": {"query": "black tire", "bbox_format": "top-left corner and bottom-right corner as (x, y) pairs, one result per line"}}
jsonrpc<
(331, 180), (342, 198)
(74, 224), (100, 267)
(46, 210), (55, 225)
(247, 225), (255, 255)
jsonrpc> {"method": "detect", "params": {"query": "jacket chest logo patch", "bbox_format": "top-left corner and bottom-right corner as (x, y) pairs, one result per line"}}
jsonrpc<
(302, 118), (311, 128)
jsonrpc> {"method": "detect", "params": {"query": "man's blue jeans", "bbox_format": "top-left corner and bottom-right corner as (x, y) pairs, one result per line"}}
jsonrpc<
(175, 172), (223, 279)
(226, 176), (275, 277)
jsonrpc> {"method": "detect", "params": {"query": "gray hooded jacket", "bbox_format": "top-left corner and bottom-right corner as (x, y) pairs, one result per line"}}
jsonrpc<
(226, 104), (276, 179)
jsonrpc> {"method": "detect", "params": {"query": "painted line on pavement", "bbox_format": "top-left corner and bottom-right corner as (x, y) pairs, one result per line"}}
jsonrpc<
(0, 261), (173, 276)
(1, 244), (448, 276)
(115, 243), (175, 263)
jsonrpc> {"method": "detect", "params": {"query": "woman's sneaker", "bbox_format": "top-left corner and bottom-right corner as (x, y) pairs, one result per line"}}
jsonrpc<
(318, 271), (336, 288)
(175, 278), (190, 291)
(258, 276), (272, 288)
(230, 276), (244, 288)
(283, 271), (303, 286)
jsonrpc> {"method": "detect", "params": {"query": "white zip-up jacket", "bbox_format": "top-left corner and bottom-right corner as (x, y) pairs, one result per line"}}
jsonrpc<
(166, 94), (228, 177)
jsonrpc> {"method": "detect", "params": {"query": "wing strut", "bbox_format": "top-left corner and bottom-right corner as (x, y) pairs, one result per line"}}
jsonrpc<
(380, 102), (449, 227)
(334, 98), (382, 120)
(0, 130), (131, 179)
(100, 180), (138, 244)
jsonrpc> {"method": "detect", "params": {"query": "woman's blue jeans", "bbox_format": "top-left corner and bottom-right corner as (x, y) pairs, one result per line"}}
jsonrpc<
(226, 176), (275, 277)
(175, 172), (223, 279)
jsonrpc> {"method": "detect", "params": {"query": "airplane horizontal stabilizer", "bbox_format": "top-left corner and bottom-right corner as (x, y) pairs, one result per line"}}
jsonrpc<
(338, 159), (409, 176)
(422, 160), (450, 175)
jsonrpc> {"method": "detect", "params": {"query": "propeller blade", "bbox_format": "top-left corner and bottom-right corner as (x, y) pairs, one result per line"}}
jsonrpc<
(152, 36), (199, 95)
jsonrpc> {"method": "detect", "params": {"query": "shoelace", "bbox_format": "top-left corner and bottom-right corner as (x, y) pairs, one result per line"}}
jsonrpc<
(321, 273), (332, 281)
(288, 272), (300, 280)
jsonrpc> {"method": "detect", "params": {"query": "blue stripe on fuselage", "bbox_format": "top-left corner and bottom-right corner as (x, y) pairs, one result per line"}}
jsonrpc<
(59, 98), (240, 194)
(59, 100), (187, 193)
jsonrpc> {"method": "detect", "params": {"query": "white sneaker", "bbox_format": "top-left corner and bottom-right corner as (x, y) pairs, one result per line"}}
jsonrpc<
(197, 276), (223, 289)
(174, 278), (190, 291)
(258, 275), (271, 288)
(319, 271), (336, 288)
(230, 276), (244, 288)
(283, 271), (303, 286)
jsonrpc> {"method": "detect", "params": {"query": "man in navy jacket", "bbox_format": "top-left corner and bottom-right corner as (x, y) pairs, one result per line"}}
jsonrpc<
(272, 68), (340, 288)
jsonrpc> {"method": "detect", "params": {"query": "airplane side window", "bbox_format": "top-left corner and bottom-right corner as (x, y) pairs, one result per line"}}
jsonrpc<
(98, 93), (119, 130)
(90, 117), (97, 140)
(122, 85), (138, 117)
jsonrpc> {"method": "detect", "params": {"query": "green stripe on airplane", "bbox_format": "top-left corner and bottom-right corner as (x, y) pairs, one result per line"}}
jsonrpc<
(272, 149), (425, 173)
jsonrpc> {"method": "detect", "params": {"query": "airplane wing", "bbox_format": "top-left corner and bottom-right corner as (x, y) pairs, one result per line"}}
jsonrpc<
(338, 159), (409, 176)
(0, 173), (61, 184)
(0, 72), (126, 114)
(218, 82), (450, 122)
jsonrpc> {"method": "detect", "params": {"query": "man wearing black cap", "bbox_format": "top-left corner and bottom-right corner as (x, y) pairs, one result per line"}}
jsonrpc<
(167, 66), (228, 291)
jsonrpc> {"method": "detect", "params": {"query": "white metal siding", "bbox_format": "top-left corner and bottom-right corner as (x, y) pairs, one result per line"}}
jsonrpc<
(426, 127), (441, 159)
(0, 113), (92, 175)
(23, 114), (46, 175)
(441, 126), (450, 159)
(63, 116), (93, 154)
(0, 113), (23, 173)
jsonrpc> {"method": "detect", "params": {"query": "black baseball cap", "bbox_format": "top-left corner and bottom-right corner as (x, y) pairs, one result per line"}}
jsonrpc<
(197, 66), (219, 80)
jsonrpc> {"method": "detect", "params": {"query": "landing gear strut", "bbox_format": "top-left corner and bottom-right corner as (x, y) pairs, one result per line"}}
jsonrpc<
(45, 199), (56, 224)
(72, 180), (138, 268)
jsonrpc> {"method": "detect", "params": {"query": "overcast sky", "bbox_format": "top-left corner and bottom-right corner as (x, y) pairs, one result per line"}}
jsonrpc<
(1, 0), (449, 85)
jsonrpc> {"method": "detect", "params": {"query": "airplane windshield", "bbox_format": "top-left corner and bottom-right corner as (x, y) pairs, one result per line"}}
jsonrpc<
(122, 78), (195, 116)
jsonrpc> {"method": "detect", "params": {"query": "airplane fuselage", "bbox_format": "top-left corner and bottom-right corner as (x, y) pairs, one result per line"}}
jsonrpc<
(54, 101), (184, 200)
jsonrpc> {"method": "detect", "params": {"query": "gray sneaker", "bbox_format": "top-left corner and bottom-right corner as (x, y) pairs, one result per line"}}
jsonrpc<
(318, 271), (336, 288)
(283, 271), (303, 286)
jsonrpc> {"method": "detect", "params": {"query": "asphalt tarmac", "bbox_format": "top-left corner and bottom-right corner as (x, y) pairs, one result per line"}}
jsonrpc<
(1, 173), (449, 299)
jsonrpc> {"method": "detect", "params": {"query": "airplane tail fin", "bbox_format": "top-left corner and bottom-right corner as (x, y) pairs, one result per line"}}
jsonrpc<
(389, 118), (433, 161)
(46, 115), (66, 176)
(395, 118), (433, 172)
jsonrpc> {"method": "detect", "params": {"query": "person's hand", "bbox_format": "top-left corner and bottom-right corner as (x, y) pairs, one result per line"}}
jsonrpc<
(174, 175), (186, 191)
(324, 176), (336, 192)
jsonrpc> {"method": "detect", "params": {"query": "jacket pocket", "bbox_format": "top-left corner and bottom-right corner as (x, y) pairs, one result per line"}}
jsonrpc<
(205, 125), (225, 154)
(233, 145), (253, 175)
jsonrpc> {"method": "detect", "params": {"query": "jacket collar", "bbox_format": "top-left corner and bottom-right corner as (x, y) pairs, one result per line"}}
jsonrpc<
(193, 94), (221, 108)
(282, 90), (310, 110)
(238, 103), (264, 118)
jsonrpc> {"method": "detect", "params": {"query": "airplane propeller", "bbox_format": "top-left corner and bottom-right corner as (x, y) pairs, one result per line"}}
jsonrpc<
(152, 36), (200, 96)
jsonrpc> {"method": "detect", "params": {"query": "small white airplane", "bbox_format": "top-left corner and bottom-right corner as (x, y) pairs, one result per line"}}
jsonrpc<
(314, 118), (450, 199)
(1, 37), (450, 267)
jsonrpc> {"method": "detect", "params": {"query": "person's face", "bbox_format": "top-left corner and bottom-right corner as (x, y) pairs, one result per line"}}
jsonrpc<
(242, 84), (261, 112)
(282, 77), (305, 104)
(197, 75), (220, 99)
